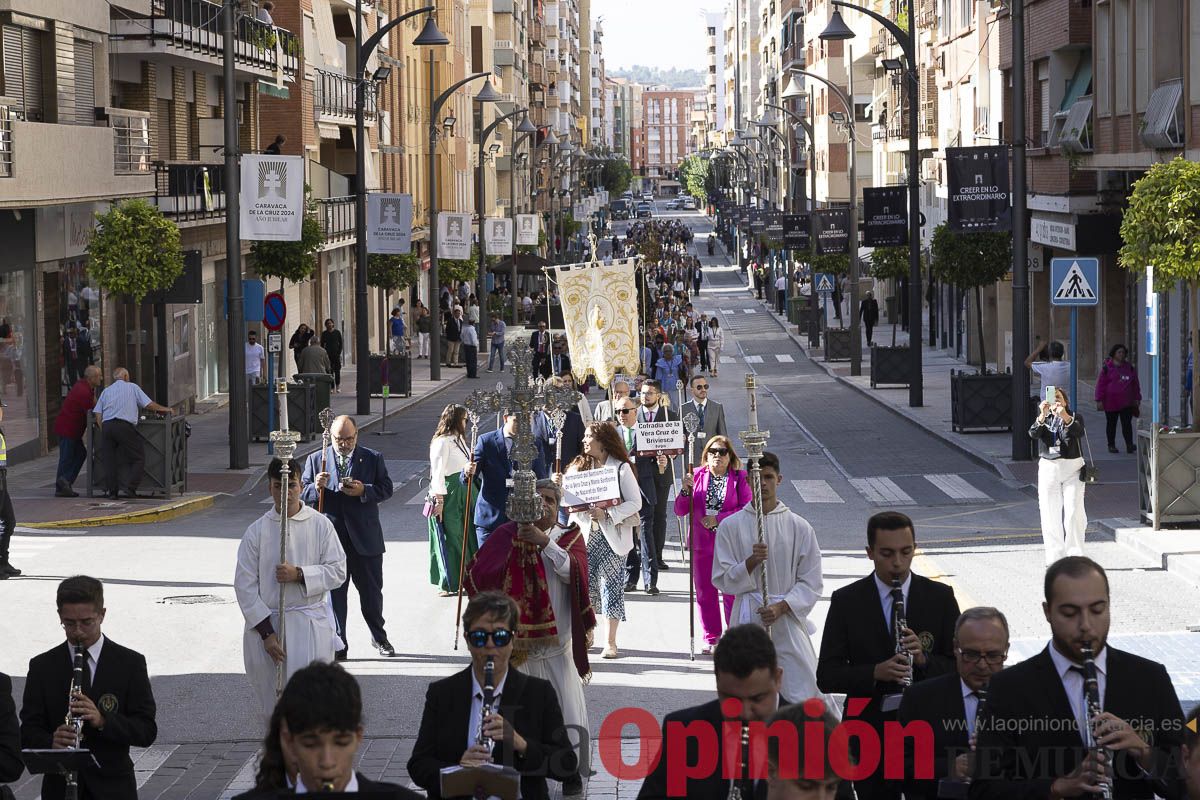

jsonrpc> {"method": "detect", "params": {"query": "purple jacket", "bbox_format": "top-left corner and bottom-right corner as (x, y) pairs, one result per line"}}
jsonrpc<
(1094, 358), (1141, 412)
(673, 467), (752, 540)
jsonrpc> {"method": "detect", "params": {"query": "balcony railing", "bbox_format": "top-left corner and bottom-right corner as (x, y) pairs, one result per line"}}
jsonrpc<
(530, 62), (545, 85)
(153, 161), (227, 221)
(317, 196), (356, 242)
(918, 0), (937, 29)
(138, 0), (299, 76)
(0, 98), (12, 178)
(315, 69), (377, 122)
(109, 108), (152, 174)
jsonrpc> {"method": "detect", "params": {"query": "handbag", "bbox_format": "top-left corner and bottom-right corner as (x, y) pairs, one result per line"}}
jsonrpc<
(1080, 425), (1099, 484)
(421, 494), (438, 518)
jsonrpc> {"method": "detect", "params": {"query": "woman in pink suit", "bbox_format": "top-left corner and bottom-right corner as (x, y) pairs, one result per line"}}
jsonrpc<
(674, 435), (752, 654)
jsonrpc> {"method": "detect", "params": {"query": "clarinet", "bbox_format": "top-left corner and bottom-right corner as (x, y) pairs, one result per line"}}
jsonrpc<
(726, 721), (750, 800)
(477, 656), (496, 754)
(937, 687), (988, 798)
(893, 578), (913, 687)
(1080, 647), (1113, 800)
(63, 646), (86, 800)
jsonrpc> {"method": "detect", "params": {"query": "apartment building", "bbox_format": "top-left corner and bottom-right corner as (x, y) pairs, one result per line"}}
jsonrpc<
(587, 18), (607, 149)
(640, 89), (694, 194)
(705, 11), (728, 146)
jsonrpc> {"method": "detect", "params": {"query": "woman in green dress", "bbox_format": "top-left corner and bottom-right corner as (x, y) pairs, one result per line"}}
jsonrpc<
(427, 404), (479, 595)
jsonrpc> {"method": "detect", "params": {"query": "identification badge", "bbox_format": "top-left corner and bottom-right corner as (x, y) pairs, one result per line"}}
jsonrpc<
(1048, 446), (1060, 457)
(695, 432), (706, 440)
(505, 478), (515, 488)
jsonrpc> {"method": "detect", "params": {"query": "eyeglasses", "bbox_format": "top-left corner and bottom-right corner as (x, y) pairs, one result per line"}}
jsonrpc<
(466, 628), (514, 648)
(333, 435), (357, 443)
(707, 448), (729, 457)
(955, 648), (1008, 665)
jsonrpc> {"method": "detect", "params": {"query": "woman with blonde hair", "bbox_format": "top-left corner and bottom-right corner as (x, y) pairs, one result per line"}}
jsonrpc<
(563, 421), (642, 659)
(427, 404), (478, 595)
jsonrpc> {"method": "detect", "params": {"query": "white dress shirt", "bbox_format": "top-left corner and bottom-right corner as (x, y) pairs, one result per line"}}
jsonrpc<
(66, 634), (105, 678)
(961, 679), (980, 738)
(1048, 641), (1107, 744)
(467, 669), (509, 751)
(875, 572), (912, 630)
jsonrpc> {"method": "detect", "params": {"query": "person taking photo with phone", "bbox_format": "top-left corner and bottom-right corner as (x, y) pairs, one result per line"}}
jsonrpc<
(1029, 387), (1088, 565)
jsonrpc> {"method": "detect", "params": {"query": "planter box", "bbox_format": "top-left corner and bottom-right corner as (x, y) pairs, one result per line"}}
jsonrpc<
(793, 304), (824, 339)
(250, 381), (317, 442)
(368, 354), (412, 397)
(1138, 428), (1200, 526)
(87, 415), (188, 498)
(951, 370), (1013, 432)
(824, 327), (852, 362)
(870, 345), (911, 388)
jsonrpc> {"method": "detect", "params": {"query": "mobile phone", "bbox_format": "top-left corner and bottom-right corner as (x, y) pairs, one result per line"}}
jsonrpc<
(1044, 386), (1057, 404)
(340, 477), (353, 488)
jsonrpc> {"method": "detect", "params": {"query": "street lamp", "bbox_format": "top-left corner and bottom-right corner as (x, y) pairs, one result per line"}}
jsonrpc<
(354, 5), (447, 412)
(788, 65), (863, 377)
(820, 1), (923, 407)
(507, 114), (538, 323)
(476, 106), (528, 299)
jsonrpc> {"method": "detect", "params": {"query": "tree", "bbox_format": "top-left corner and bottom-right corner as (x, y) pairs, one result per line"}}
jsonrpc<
(249, 201), (325, 285)
(867, 246), (910, 345)
(678, 155), (710, 205)
(602, 159), (633, 196)
(367, 252), (420, 293)
(930, 223), (1011, 371)
(1119, 156), (1200, 427)
(439, 245), (484, 286)
(87, 199), (184, 301)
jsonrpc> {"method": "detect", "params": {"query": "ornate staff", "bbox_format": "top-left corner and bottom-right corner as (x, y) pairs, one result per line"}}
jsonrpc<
(316, 407), (335, 513)
(738, 373), (771, 632)
(454, 390), (500, 650)
(547, 408), (567, 475)
(269, 378), (301, 697)
(670, 379), (688, 560)
(682, 408), (699, 662)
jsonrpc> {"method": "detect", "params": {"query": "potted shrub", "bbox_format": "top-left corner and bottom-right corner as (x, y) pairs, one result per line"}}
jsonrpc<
(367, 252), (420, 396)
(1118, 157), (1200, 525)
(809, 252), (851, 362)
(929, 224), (1013, 430)
(866, 245), (914, 388)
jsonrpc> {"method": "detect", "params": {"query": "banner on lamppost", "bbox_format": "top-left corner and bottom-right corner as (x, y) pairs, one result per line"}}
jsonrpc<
(484, 218), (513, 255)
(739, 206), (751, 226)
(573, 202), (586, 221)
(515, 214), (540, 246)
(862, 186), (908, 247)
(947, 145), (1011, 232)
(366, 193), (413, 254)
(814, 208), (850, 254)
(782, 214), (810, 251)
(764, 211), (785, 241)
(437, 212), (471, 259)
(749, 209), (766, 233)
(239, 154), (305, 241)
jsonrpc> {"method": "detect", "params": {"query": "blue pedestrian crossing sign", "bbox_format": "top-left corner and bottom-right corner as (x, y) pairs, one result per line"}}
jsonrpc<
(814, 273), (835, 294)
(1050, 258), (1100, 306)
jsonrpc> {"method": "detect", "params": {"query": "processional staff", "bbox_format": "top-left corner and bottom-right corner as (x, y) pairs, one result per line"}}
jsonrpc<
(738, 373), (771, 632)
(268, 378), (301, 697)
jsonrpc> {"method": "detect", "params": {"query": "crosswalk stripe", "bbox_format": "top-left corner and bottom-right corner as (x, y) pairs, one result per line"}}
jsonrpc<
(791, 480), (844, 503)
(743, 309), (757, 314)
(744, 355), (763, 363)
(849, 477), (917, 505)
(926, 473), (989, 501)
(407, 487), (428, 505)
(721, 309), (734, 315)
(720, 356), (736, 363)
(775, 354), (794, 363)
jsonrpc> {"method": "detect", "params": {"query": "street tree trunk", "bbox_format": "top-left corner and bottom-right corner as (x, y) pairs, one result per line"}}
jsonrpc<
(976, 285), (987, 373)
(1191, 279), (1198, 430)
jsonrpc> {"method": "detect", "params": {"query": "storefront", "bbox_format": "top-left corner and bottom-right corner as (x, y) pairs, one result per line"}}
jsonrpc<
(0, 210), (40, 463)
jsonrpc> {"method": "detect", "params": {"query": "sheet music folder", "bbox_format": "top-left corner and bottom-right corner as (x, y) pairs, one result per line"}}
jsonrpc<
(439, 763), (521, 800)
(20, 749), (101, 774)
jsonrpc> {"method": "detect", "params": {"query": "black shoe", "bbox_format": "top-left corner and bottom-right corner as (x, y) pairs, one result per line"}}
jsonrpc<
(124, 490), (143, 499)
(55, 487), (78, 498)
(334, 649), (348, 661)
(1107, 445), (1119, 453)
(2, 561), (21, 578)
(1127, 443), (1137, 453)
(373, 639), (396, 657)
(646, 586), (660, 596)
(563, 775), (584, 797)
(657, 561), (671, 571)
(623, 581), (637, 592)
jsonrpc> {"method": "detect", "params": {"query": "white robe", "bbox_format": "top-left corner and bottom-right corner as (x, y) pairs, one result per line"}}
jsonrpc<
(235, 503), (348, 714)
(520, 527), (590, 775)
(712, 502), (828, 707)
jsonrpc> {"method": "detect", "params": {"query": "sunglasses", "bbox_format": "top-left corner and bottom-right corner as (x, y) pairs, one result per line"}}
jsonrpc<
(466, 628), (514, 648)
(618, 407), (636, 414)
(693, 384), (709, 390)
(707, 448), (729, 457)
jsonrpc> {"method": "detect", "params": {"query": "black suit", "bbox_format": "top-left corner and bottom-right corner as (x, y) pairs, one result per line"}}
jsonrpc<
(542, 409), (584, 473)
(407, 666), (576, 800)
(969, 645), (1185, 800)
(625, 405), (678, 588)
(20, 639), (157, 800)
(817, 573), (960, 800)
(0, 672), (22, 785)
(530, 330), (552, 379)
(231, 773), (422, 798)
(896, 672), (973, 800)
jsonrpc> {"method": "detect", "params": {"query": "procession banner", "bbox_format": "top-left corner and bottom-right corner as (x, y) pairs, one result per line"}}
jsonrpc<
(554, 256), (641, 388)
(239, 154), (304, 241)
(862, 186), (908, 247)
(634, 420), (685, 456)
(561, 466), (622, 512)
(814, 208), (850, 254)
(515, 214), (540, 246)
(484, 218), (513, 255)
(366, 193), (413, 254)
(782, 214), (810, 250)
(764, 211), (785, 241)
(437, 212), (471, 259)
(946, 145), (1011, 232)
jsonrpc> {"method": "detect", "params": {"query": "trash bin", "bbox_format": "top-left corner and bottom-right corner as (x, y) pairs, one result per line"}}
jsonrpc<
(250, 381), (317, 442)
(86, 414), (188, 498)
(294, 372), (334, 413)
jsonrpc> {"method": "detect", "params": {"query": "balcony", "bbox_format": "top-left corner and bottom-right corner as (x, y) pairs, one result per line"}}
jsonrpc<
(153, 161), (227, 222)
(112, 0), (299, 81)
(530, 62), (546, 86)
(872, 30), (887, 55)
(918, 0), (937, 29)
(317, 196), (356, 243)
(531, 21), (545, 42)
(0, 103), (155, 207)
(315, 69), (377, 124)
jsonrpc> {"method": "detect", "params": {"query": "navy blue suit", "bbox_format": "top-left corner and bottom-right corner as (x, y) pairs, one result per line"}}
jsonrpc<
(468, 428), (548, 547)
(302, 444), (394, 650)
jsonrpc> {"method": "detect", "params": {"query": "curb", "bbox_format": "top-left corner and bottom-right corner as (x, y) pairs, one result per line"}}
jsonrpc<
(22, 494), (217, 529)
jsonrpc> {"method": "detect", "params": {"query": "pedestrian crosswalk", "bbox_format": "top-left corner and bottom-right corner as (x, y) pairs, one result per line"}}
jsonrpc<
(787, 473), (1002, 507)
(850, 477), (917, 505)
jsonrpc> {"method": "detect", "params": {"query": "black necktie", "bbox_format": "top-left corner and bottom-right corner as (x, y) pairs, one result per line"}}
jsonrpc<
(81, 651), (92, 694)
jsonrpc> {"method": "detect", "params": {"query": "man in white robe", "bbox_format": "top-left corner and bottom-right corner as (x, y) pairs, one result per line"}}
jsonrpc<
(235, 457), (347, 715)
(712, 451), (827, 707)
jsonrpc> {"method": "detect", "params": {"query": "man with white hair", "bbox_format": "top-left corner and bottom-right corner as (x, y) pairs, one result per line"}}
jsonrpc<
(595, 379), (631, 422)
(93, 367), (171, 499)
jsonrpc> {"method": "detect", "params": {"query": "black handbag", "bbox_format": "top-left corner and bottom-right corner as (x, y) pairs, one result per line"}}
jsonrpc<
(1080, 427), (1099, 484)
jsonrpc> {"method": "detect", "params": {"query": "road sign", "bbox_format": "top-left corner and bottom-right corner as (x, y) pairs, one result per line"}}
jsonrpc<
(1050, 258), (1099, 307)
(263, 291), (287, 331)
(814, 273), (835, 294)
(267, 331), (282, 353)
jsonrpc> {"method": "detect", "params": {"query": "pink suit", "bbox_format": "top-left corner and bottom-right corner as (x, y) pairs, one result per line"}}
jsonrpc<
(674, 466), (752, 645)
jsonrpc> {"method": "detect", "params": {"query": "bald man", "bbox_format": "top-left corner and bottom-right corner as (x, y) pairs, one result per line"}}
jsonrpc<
(301, 415), (396, 658)
(93, 367), (171, 499)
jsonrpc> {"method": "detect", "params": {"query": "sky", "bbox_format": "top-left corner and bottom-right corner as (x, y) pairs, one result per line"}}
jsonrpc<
(591, 0), (712, 71)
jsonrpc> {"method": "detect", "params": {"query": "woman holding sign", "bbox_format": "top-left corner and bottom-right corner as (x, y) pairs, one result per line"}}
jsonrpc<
(674, 435), (752, 654)
(563, 422), (642, 659)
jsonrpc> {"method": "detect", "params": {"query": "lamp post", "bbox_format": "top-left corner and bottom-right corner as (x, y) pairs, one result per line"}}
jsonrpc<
(508, 115), (538, 323)
(785, 64), (863, 376)
(476, 106), (528, 302)
(426, 68), (500, 382)
(764, 101), (810, 304)
(354, 5), (446, 411)
(820, 1), (922, 406)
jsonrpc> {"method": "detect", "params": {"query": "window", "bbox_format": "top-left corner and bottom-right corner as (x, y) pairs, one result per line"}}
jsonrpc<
(1096, 2), (1111, 114)
(1114, 0), (1129, 113)
(1192, 0), (1200, 102)
(1037, 60), (1050, 145)
(1135, 0), (1150, 111)
(2, 25), (44, 121)
(959, 0), (975, 29)
(73, 40), (95, 126)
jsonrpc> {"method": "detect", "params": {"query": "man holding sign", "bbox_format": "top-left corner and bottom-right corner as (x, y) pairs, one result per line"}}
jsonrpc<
(627, 380), (681, 595)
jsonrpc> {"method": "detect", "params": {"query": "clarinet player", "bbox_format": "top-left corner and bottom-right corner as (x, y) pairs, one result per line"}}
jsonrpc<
(19, 576), (157, 800)
(970, 557), (1187, 800)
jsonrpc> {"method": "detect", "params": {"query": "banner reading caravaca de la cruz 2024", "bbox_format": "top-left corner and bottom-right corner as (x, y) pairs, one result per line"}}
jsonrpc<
(240, 155), (305, 241)
(946, 146), (1011, 232)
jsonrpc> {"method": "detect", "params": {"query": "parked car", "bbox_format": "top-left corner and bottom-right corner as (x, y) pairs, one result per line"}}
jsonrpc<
(666, 198), (684, 210)
(682, 196), (698, 210)
(642, 192), (654, 202)
(636, 202), (653, 218)
(610, 199), (632, 220)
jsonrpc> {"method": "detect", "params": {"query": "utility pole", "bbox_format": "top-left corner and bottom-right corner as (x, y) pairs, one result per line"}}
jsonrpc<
(1010, 0), (1030, 458)
(224, 0), (248, 469)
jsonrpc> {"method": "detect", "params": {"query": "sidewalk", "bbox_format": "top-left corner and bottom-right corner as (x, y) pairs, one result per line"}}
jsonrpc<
(9, 363), (467, 528)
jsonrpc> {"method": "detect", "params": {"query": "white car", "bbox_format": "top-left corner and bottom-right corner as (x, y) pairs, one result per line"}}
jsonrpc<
(682, 197), (697, 210)
(642, 192), (654, 202)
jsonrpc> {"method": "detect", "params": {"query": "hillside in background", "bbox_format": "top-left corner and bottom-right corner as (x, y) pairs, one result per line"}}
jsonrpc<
(608, 65), (705, 89)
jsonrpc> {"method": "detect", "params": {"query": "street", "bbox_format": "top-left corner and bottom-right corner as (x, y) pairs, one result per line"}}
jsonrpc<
(3, 207), (1198, 800)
